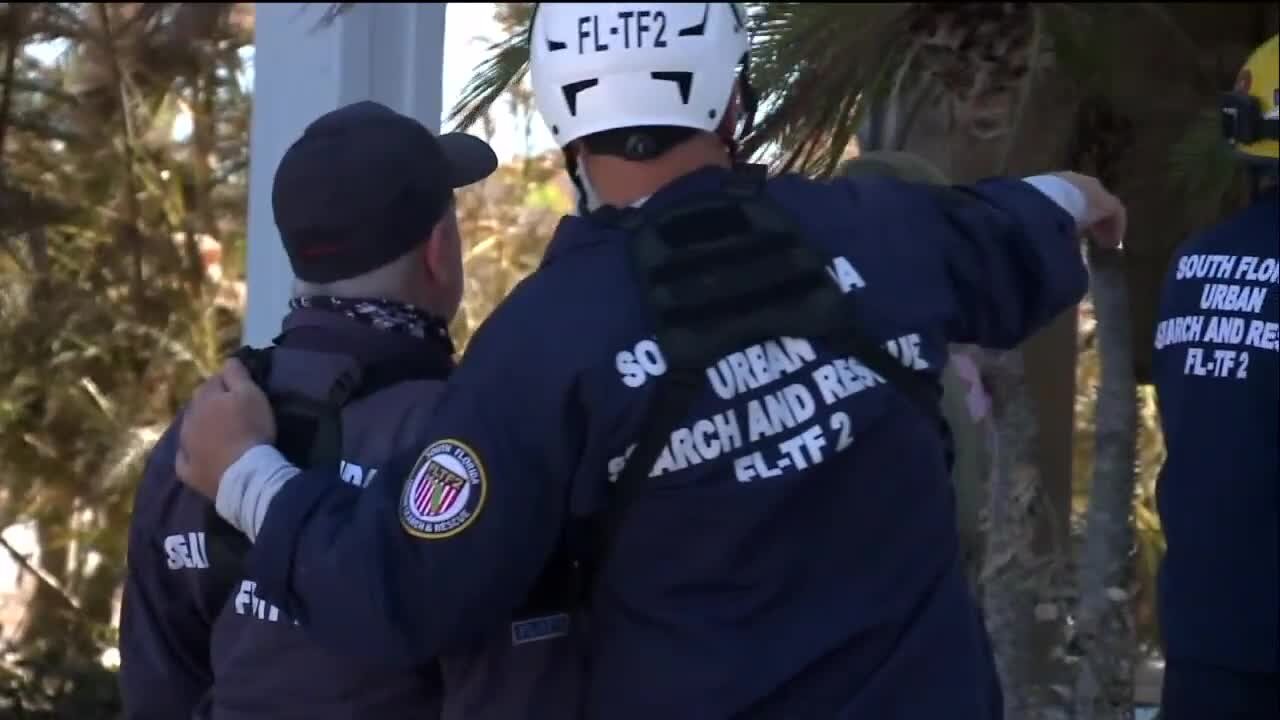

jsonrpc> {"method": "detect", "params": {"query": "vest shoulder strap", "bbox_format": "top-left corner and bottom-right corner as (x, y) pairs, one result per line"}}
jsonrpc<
(600, 163), (947, 586)
(200, 344), (449, 616)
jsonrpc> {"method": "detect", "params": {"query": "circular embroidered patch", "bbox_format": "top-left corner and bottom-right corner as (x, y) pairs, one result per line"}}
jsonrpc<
(400, 439), (486, 539)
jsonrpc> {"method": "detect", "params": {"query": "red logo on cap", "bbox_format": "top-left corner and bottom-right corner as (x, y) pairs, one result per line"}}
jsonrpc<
(301, 243), (343, 257)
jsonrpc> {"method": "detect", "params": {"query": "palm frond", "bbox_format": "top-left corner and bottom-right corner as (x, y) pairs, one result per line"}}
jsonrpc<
(746, 3), (913, 174)
(451, 3), (539, 130)
(448, 31), (530, 133)
(493, 2), (537, 36)
(313, 3), (356, 31)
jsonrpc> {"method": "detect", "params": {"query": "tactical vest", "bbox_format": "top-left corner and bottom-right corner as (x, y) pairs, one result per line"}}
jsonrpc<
(199, 329), (452, 616)
(515, 163), (952, 620)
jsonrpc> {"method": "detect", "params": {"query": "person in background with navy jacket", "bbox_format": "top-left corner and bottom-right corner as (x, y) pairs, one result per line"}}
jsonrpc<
(118, 101), (500, 719)
(173, 4), (1127, 718)
(1151, 34), (1279, 720)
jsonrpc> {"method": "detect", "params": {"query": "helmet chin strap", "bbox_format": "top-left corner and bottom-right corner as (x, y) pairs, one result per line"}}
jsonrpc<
(726, 56), (760, 162)
(564, 149), (600, 216)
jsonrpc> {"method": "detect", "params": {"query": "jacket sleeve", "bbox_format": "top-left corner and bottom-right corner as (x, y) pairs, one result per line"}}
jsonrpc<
(118, 424), (215, 720)
(838, 175), (1089, 349)
(245, 299), (580, 668)
(942, 178), (1089, 348)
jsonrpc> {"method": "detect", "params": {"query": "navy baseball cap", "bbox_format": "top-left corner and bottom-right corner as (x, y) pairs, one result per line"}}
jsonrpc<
(272, 100), (498, 283)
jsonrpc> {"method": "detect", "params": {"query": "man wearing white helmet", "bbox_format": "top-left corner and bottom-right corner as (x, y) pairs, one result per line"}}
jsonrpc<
(173, 3), (1128, 718)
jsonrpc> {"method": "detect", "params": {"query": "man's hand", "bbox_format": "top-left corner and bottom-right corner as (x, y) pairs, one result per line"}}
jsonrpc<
(176, 358), (275, 501)
(1052, 171), (1127, 250)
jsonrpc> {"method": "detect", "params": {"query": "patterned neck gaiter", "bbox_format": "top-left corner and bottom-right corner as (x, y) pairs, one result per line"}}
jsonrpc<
(289, 295), (451, 344)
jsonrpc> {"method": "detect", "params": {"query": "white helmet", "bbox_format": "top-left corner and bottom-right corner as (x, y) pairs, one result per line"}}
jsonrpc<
(529, 3), (750, 150)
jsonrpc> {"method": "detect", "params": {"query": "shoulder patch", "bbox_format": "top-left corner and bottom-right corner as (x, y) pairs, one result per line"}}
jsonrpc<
(400, 439), (487, 539)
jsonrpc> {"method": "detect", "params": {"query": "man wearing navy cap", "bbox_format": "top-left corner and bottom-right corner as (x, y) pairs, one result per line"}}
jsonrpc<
(119, 101), (501, 720)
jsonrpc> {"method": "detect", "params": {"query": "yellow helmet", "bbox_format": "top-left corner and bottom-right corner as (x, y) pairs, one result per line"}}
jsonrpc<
(1221, 34), (1279, 162)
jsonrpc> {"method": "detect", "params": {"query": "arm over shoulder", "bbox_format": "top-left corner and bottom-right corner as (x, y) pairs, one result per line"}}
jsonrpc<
(245, 293), (585, 666)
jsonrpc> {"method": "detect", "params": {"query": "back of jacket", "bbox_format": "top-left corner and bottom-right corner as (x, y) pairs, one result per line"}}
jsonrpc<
(121, 308), (452, 720)
(548, 169), (1080, 719)
(1152, 189), (1279, 674)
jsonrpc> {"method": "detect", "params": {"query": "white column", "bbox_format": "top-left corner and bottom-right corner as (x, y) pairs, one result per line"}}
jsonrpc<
(243, 2), (447, 346)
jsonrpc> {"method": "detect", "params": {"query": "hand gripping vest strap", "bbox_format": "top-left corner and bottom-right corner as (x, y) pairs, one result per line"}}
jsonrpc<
(560, 164), (949, 610)
(198, 344), (451, 618)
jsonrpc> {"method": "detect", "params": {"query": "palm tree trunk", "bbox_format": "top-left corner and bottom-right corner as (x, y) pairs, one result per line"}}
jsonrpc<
(982, 348), (1051, 717)
(863, 30), (1083, 715)
(1073, 246), (1139, 719)
(1065, 92), (1140, 718)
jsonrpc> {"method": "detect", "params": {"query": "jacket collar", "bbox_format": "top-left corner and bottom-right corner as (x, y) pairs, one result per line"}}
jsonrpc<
(275, 306), (455, 371)
(542, 164), (734, 265)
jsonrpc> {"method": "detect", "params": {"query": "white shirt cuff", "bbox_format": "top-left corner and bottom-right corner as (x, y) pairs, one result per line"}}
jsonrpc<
(214, 444), (301, 541)
(1022, 175), (1087, 226)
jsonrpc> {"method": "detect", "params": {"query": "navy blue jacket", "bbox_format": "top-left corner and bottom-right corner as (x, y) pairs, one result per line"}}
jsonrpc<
(120, 423), (218, 720)
(1152, 189), (1279, 674)
(119, 308), (451, 719)
(245, 167), (1087, 719)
